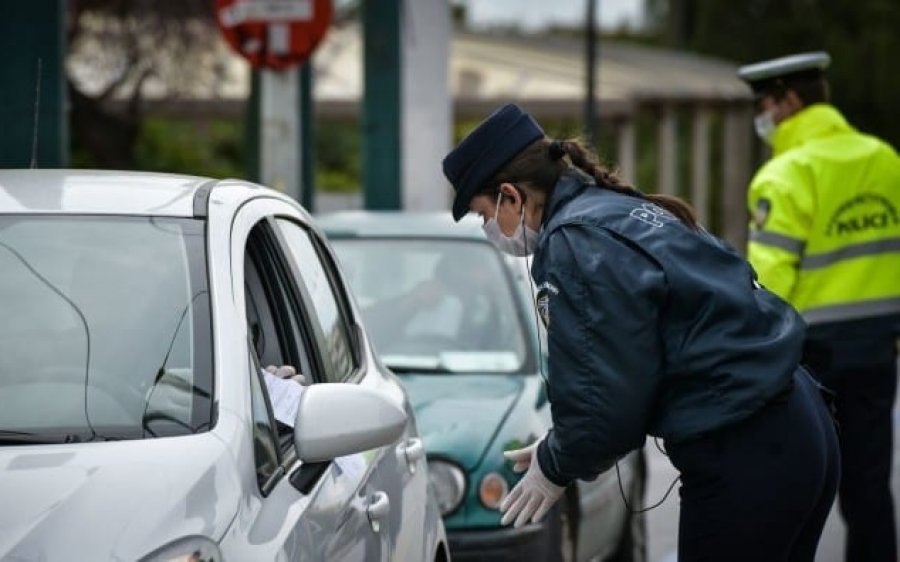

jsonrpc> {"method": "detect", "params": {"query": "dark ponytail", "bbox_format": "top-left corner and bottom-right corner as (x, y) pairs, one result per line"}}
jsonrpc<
(555, 139), (699, 230)
(478, 137), (699, 230)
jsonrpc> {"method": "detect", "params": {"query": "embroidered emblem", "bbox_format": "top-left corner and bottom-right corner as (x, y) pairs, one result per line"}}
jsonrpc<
(536, 281), (559, 295)
(629, 203), (677, 228)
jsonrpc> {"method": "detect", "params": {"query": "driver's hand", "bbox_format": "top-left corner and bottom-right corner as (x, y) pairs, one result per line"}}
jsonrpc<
(265, 365), (307, 385)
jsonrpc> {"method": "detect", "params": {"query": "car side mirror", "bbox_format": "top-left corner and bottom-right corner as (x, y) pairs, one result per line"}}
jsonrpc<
(293, 383), (407, 462)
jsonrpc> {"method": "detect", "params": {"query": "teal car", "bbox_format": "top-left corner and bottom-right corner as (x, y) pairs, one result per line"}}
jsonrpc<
(319, 211), (646, 562)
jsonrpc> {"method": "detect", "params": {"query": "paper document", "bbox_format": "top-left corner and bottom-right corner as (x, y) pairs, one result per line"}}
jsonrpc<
(262, 370), (304, 427)
(334, 453), (367, 481)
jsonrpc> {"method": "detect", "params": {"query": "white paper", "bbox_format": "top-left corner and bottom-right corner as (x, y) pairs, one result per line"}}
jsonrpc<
(334, 453), (367, 481)
(262, 370), (304, 427)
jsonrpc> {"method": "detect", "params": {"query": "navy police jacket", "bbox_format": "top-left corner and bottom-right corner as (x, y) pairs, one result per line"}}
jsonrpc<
(533, 170), (806, 487)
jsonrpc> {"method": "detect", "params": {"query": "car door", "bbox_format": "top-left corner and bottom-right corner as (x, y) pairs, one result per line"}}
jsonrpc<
(222, 199), (389, 560)
(272, 217), (431, 561)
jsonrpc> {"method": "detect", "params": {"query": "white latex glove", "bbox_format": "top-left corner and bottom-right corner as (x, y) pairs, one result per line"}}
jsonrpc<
(265, 365), (307, 385)
(500, 440), (565, 528)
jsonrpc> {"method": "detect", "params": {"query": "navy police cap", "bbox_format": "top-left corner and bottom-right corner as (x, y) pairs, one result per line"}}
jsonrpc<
(443, 103), (544, 221)
(737, 51), (830, 97)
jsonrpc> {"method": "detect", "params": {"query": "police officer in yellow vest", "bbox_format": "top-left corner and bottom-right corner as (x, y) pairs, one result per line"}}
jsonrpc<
(739, 51), (900, 562)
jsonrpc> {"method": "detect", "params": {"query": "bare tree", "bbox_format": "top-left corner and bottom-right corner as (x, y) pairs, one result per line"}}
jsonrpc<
(66, 0), (365, 170)
(67, 0), (220, 167)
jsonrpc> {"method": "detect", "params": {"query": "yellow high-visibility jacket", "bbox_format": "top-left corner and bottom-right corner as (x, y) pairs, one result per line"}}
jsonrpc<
(747, 103), (900, 326)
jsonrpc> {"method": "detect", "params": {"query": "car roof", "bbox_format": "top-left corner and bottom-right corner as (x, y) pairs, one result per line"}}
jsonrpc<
(316, 210), (487, 240)
(0, 169), (218, 216)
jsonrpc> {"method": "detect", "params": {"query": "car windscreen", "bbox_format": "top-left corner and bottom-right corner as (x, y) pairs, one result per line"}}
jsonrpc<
(329, 238), (528, 373)
(0, 215), (212, 442)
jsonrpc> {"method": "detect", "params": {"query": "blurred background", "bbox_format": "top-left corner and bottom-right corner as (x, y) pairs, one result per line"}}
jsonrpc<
(1, 2), (899, 561)
(2, 0), (898, 249)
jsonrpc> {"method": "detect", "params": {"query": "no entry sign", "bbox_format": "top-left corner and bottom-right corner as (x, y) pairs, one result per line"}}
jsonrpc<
(215, 0), (333, 70)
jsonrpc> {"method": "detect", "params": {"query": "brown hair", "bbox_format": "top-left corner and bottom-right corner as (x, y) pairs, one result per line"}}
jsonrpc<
(477, 137), (698, 229)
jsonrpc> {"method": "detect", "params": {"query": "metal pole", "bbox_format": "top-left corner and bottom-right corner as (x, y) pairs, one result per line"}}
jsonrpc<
(584, 0), (598, 146)
(245, 69), (261, 183)
(299, 62), (315, 212)
(363, 0), (402, 210)
(401, 0), (451, 211)
(260, 67), (301, 200)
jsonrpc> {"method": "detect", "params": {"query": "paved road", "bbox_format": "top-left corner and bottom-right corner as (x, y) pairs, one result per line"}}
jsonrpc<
(645, 368), (900, 562)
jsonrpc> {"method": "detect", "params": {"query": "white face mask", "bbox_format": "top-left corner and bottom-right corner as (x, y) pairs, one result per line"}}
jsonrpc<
(754, 109), (777, 145)
(482, 192), (539, 257)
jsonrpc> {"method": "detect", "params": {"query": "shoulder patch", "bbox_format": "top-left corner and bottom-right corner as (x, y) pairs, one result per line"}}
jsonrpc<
(753, 198), (771, 229)
(535, 284), (556, 328)
(629, 203), (678, 228)
(536, 281), (559, 295)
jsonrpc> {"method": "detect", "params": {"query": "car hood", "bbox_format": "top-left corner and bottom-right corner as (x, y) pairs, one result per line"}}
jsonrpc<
(0, 432), (240, 561)
(399, 374), (525, 470)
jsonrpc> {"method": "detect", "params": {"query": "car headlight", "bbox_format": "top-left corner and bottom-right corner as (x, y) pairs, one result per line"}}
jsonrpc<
(139, 536), (222, 562)
(479, 471), (509, 510)
(427, 458), (467, 516)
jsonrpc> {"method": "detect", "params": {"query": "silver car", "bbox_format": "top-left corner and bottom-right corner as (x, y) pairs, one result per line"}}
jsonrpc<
(0, 170), (448, 561)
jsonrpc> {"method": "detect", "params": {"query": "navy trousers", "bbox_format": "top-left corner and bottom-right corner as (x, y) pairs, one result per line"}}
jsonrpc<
(810, 357), (897, 562)
(667, 368), (840, 561)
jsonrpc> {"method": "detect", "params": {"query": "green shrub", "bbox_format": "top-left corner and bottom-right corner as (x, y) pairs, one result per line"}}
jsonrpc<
(134, 118), (246, 179)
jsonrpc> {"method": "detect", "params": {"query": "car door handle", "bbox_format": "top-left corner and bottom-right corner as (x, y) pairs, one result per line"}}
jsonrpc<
(366, 491), (390, 533)
(399, 438), (425, 473)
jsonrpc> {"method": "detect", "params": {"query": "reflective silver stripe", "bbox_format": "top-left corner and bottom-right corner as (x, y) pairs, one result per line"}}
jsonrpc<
(800, 237), (900, 270)
(803, 297), (900, 325)
(749, 230), (806, 254)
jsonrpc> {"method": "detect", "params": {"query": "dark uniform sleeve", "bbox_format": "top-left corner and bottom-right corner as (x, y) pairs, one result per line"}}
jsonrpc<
(536, 224), (667, 486)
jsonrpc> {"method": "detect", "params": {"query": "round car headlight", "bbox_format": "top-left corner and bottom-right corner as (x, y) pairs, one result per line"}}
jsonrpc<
(479, 472), (509, 510)
(427, 459), (467, 516)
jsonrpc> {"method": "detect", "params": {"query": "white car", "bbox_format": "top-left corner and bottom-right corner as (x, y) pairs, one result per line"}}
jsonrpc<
(0, 170), (448, 561)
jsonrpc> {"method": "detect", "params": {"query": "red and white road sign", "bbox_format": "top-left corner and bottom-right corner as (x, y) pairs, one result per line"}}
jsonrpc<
(215, 0), (333, 70)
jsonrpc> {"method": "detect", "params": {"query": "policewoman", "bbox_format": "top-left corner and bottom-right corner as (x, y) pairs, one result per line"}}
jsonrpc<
(442, 103), (840, 560)
(739, 52), (900, 562)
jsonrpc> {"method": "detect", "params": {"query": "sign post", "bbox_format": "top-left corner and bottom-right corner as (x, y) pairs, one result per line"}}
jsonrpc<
(215, 0), (331, 203)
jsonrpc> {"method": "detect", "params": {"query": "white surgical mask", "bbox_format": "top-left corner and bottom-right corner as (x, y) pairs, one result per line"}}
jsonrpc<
(482, 192), (539, 257)
(753, 110), (777, 145)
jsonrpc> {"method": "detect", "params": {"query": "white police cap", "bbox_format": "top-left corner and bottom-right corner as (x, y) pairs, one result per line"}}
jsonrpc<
(737, 51), (830, 96)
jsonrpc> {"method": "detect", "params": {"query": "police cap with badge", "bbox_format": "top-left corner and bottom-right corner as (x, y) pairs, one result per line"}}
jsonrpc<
(737, 51), (831, 102)
(443, 103), (545, 221)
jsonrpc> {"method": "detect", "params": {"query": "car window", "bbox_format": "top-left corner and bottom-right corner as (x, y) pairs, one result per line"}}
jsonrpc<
(245, 223), (316, 383)
(247, 345), (280, 494)
(0, 215), (212, 441)
(329, 238), (529, 373)
(245, 255), (286, 370)
(275, 219), (357, 383)
(244, 222), (322, 464)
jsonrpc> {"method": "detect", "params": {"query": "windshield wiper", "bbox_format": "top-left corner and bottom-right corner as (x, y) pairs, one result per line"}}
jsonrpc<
(0, 430), (95, 445)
